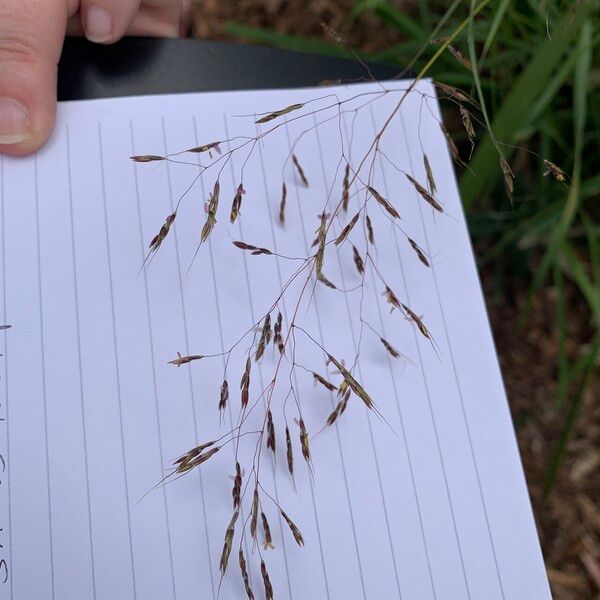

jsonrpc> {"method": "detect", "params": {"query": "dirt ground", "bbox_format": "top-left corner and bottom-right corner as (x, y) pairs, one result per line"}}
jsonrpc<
(193, 3), (600, 598)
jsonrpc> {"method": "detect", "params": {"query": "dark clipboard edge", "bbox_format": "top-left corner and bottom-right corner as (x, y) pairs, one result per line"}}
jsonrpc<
(58, 38), (402, 101)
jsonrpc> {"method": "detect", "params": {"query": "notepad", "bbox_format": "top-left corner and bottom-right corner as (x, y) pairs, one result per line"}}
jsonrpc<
(0, 80), (550, 600)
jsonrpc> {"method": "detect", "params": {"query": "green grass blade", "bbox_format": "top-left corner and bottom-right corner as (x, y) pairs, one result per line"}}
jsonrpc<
(543, 332), (600, 496)
(460, 1), (595, 208)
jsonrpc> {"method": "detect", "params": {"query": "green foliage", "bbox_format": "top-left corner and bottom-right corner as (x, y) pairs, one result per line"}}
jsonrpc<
(226, 0), (600, 493)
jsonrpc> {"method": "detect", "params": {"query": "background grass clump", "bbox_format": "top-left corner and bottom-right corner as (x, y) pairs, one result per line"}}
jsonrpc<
(193, 1), (599, 597)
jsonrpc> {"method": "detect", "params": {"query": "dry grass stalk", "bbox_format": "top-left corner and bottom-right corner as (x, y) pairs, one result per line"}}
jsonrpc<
(250, 487), (259, 540)
(274, 312), (284, 355)
(0, 325), (10, 330)
(334, 211), (360, 246)
(285, 425), (294, 478)
(240, 357), (251, 409)
(130, 154), (165, 163)
(500, 156), (514, 201)
(434, 81), (475, 105)
(260, 560), (274, 600)
(149, 212), (176, 254)
(280, 510), (305, 547)
(405, 174), (444, 213)
(201, 180), (220, 243)
(459, 105), (476, 157)
(292, 153), (309, 186)
(219, 510), (239, 575)
(261, 511), (275, 550)
(342, 162), (351, 212)
(368, 186), (400, 219)
(256, 103), (304, 124)
(423, 153), (437, 194)
(408, 238), (430, 267)
(440, 122), (464, 166)
(233, 241), (273, 256)
(312, 371), (337, 392)
(230, 183), (245, 224)
(279, 182), (287, 225)
(219, 379), (229, 413)
(266, 410), (276, 453)
(448, 45), (472, 70)
(232, 461), (242, 509)
(352, 245), (365, 275)
(543, 159), (567, 182)
(168, 352), (203, 366)
(238, 550), (255, 600)
(366, 214), (375, 245)
(380, 337), (400, 359)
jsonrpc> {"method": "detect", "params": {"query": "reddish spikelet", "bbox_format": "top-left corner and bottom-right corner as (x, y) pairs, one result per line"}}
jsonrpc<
(260, 560), (274, 600)
(174, 446), (220, 475)
(405, 174), (443, 213)
(401, 303), (433, 341)
(423, 153), (437, 195)
(274, 312), (285, 355)
(312, 371), (337, 392)
(368, 186), (400, 219)
(327, 354), (374, 410)
(255, 314), (272, 362)
(230, 183), (245, 224)
(201, 179), (220, 243)
(314, 212), (327, 276)
(366, 214), (375, 245)
(317, 271), (337, 290)
(382, 285), (402, 312)
(240, 357), (251, 409)
(261, 511), (274, 550)
(281, 510), (305, 547)
(500, 156), (514, 201)
(233, 241), (273, 256)
(352, 245), (365, 275)
(130, 154), (165, 163)
(250, 487), (259, 539)
(292, 154), (309, 186)
(149, 212), (176, 253)
(239, 550), (255, 600)
(380, 337), (400, 359)
(186, 141), (221, 154)
(299, 419), (310, 463)
(279, 182), (287, 225)
(448, 45), (472, 69)
(256, 103), (304, 124)
(334, 211), (360, 246)
(440, 122), (464, 167)
(219, 510), (239, 575)
(168, 352), (203, 366)
(232, 462), (242, 509)
(408, 238), (430, 267)
(285, 425), (294, 478)
(219, 379), (229, 413)
(266, 410), (276, 454)
(342, 163), (351, 212)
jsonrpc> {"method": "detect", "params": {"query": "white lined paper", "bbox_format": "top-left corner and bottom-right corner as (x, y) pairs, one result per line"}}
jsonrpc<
(0, 80), (550, 600)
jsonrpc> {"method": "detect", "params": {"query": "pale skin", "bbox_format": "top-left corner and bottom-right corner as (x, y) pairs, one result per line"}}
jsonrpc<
(0, 0), (191, 156)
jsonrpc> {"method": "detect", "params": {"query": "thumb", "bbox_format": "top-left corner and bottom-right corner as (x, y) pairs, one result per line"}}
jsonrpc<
(0, 0), (68, 156)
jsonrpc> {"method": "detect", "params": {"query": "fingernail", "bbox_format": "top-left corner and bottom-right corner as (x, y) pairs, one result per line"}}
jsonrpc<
(0, 98), (31, 145)
(86, 5), (112, 43)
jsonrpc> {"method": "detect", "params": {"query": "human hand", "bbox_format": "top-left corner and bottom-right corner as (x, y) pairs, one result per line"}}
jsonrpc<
(0, 0), (191, 155)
